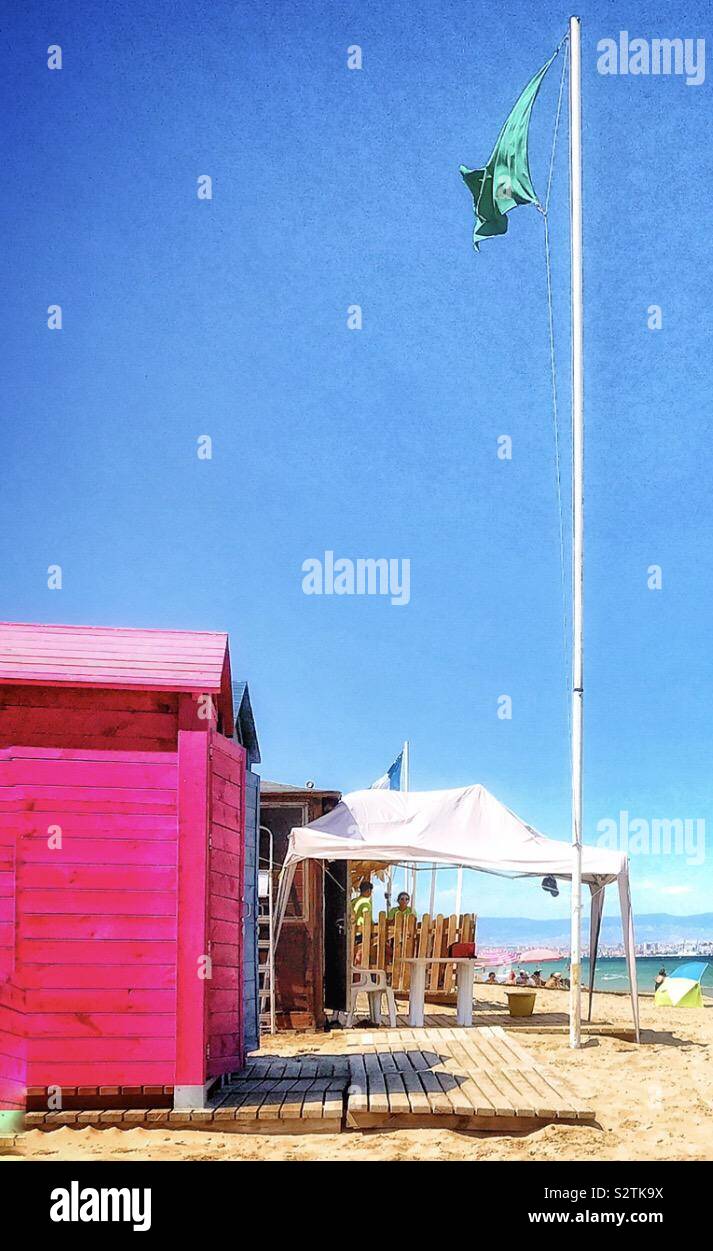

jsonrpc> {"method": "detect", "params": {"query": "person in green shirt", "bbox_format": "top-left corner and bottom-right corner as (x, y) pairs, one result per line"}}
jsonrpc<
(387, 891), (415, 920)
(351, 880), (373, 929)
(351, 880), (373, 965)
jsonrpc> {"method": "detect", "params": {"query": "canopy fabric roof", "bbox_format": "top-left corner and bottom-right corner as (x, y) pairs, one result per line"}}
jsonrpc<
(284, 785), (626, 884)
(278, 783), (640, 1042)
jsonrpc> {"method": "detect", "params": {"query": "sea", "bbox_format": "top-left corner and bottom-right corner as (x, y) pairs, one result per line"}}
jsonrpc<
(512, 955), (713, 997)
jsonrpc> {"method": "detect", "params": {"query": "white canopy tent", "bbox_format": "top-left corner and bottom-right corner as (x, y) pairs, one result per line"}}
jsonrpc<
(276, 784), (640, 1041)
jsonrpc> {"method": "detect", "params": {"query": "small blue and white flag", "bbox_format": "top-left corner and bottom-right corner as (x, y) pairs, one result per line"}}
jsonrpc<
(370, 750), (403, 791)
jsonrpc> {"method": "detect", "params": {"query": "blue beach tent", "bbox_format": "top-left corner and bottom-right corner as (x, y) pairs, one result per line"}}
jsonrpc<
(655, 960), (708, 1008)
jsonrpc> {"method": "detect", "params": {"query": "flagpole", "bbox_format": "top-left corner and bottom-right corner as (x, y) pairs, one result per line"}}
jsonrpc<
(401, 741), (418, 907)
(568, 14), (584, 1049)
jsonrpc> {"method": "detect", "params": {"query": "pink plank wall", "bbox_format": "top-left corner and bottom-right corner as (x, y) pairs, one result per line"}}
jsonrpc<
(174, 722), (210, 1091)
(0, 752), (15, 982)
(7, 746), (179, 1089)
(0, 982), (25, 1116)
(0, 684), (179, 754)
(0, 655), (244, 1098)
(206, 732), (245, 1077)
(0, 750), (25, 1117)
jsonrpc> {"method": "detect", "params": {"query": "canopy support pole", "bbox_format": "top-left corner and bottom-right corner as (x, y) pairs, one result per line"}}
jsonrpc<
(587, 882), (605, 1022)
(428, 864), (437, 916)
(618, 867), (641, 1042)
(455, 865), (463, 916)
(274, 859), (297, 950)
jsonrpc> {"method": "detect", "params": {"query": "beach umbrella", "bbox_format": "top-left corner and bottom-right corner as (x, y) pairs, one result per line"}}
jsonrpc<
(517, 947), (562, 963)
(654, 960), (708, 1008)
(477, 949), (517, 966)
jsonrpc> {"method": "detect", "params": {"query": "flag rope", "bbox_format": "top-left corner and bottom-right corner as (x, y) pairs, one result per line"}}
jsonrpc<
(544, 36), (569, 213)
(541, 36), (571, 741)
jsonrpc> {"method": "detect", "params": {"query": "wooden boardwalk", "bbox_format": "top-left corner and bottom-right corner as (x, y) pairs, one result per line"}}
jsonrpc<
(385, 999), (637, 1038)
(203, 1024), (594, 1133)
(23, 1026), (595, 1135)
(342, 1025), (595, 1130)
(208, 1055), (349, 1133)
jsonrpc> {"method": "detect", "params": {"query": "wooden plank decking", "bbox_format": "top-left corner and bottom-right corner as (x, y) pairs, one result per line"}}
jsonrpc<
(207, 1054), (349, 1133)
(342, 1025), (594, 1130)
(22, 1027), (595, 1135)
(386, 999), (637, 1038)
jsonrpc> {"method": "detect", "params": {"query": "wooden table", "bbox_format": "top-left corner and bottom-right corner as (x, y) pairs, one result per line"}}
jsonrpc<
(403, 957), (476, 1027)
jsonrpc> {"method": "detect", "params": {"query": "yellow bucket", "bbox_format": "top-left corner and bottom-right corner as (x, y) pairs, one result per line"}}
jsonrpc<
(506, 990), (537, 1017)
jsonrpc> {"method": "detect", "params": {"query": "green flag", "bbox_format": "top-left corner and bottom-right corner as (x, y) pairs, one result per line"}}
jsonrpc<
(460, 50), (557, 250)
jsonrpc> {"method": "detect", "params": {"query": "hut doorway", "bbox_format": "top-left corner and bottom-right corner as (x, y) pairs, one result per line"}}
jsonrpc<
(323, 860), (348, 1013)
(259, 782), (341, 1030)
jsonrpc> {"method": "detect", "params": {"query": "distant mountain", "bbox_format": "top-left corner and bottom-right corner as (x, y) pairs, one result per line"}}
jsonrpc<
(477, 913), (713, 948)
(623, 913), (713, 943)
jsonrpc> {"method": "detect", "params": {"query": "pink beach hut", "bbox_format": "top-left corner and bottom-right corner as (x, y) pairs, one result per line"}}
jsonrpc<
(0, 621), (247, 1116)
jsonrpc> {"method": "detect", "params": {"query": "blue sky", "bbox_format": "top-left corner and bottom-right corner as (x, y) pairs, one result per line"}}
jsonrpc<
(2, 1), (712, 925)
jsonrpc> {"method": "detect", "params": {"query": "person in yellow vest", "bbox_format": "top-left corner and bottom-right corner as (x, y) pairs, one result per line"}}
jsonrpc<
(351, 880), (373, 964)
(352, 880), (374, 927)
(387, 891), (415, 920)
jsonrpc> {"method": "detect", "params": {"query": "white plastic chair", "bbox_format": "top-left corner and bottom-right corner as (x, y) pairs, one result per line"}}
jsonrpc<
(345, 966), (397, 1028)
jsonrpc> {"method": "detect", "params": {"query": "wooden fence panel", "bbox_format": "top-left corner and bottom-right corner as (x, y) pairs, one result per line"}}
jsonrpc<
(361, 912), (372, 969)
(392, 911), (406, 988)
(350, 912), (476, 996)
(402, 913), (417, 991)
(376, 911), (387, 971)
(444, 915), (458, 992)
(417, 913), (431, 960)
(430, 916), (445, 991)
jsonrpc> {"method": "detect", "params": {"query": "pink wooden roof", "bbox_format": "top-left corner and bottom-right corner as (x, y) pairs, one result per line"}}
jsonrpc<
(0, 622), (234, 721)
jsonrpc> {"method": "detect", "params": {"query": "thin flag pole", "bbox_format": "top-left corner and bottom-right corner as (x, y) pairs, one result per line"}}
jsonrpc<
(568, 14), (584, 1049)
(401, 741), (418, 906)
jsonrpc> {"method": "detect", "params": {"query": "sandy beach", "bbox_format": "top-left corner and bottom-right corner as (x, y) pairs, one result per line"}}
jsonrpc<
(3, 986), (711, 1163)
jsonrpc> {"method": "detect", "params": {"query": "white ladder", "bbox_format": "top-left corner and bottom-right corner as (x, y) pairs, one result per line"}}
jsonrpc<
(258, 825), (276, 1035)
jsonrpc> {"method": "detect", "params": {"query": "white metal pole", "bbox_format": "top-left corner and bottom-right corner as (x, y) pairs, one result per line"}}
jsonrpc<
(428, 864), (437, 916)
(568, 14), (584, 1050)
(455, 865), (463, 917)
(385, 866), (393, 912)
